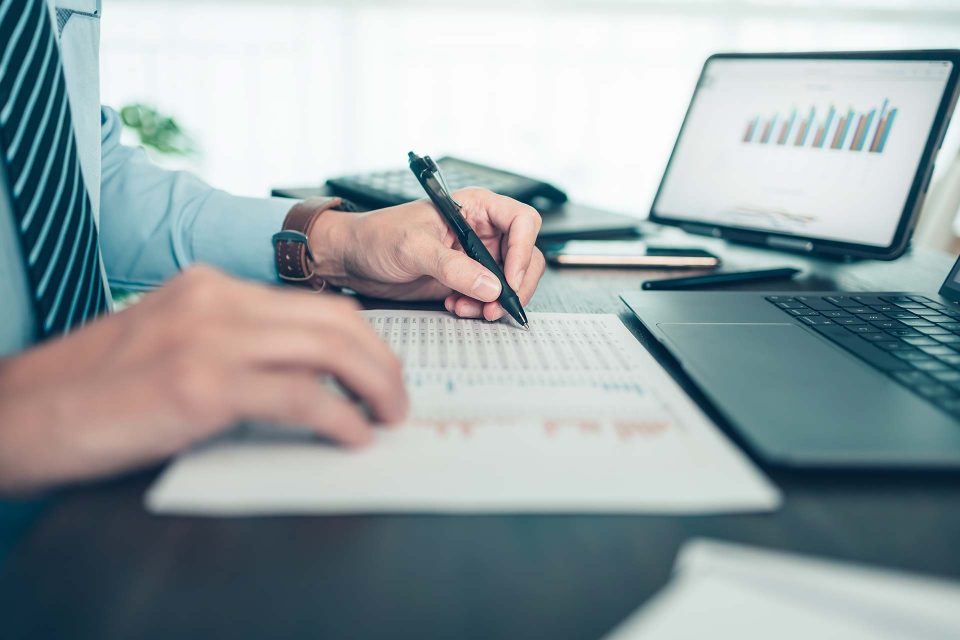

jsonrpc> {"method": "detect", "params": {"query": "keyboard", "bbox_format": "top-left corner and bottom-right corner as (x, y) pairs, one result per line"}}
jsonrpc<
(767, 294), (960, 418)
(326, 157), (567, 210)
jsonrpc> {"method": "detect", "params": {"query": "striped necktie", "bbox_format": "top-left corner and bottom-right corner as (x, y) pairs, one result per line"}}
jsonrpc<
(0, 0), (108, 338)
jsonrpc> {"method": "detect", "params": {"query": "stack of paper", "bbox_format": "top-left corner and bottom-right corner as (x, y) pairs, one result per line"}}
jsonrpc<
(146, 312), (780, 515)
(605, 539), (960, 640)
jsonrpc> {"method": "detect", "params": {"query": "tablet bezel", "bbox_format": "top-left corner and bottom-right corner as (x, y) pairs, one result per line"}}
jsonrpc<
(648, 50), (960, 260)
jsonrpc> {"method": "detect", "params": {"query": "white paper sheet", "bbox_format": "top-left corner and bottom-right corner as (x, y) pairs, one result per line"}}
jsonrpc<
(145, 312), (780, 515)
(604, 540), (960, 640)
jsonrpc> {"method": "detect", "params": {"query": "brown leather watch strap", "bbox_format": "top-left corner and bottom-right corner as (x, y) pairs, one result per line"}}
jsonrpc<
(273, 197), (347, 291)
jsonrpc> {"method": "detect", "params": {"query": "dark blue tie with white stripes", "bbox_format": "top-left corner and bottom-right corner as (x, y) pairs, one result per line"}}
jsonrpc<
(0, 0), (108, 338)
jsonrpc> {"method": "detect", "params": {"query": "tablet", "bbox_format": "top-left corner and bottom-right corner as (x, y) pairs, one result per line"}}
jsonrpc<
(650, 50), (960, 259)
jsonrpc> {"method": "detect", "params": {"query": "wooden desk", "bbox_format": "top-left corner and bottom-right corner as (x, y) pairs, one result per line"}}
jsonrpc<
(2, 237), (959, 640)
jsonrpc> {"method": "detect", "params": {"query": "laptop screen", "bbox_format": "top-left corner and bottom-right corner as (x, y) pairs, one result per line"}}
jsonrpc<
(653, 57), (954, 249)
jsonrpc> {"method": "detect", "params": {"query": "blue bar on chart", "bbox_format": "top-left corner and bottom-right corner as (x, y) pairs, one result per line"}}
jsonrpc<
(742, 99), (896, 154)
(830, 109), (854, 149)
(869, 99), (897, 153)
(850, 108), (876, 151)
(777, 109), (796, 145)
(813, 106), (835, 148)
(793, 107), (815, 146)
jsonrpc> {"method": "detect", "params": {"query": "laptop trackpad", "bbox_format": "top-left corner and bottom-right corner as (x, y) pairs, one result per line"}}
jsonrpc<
(657, 322), (958, 461)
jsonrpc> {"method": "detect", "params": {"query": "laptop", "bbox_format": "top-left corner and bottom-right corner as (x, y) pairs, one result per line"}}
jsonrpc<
(621, 50), (960, 468)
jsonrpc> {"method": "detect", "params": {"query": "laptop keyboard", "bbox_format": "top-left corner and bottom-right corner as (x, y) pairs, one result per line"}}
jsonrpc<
(766, 294), (960, 418)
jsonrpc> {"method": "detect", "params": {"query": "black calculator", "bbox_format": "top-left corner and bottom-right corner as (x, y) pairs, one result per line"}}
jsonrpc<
(325, 156), (567, 211)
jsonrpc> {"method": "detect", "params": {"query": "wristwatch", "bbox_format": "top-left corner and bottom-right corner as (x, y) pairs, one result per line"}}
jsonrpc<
(272, 197), (359, 291)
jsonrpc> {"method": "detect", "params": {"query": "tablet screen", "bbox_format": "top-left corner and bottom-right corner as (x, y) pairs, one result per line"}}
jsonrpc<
(654, 58), (953, 248)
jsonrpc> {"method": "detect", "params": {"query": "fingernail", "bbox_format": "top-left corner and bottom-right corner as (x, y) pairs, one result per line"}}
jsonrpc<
(472, 273), (500, 300)
(443, 297), (453, 312)
(515, 269), (526, 288)
(459, 300), (483, 317)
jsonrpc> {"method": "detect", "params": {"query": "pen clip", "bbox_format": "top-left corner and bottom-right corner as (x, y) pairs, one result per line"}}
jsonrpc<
(424, 156), (461, 207)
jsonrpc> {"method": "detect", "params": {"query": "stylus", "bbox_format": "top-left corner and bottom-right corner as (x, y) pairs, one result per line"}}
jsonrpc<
(642, 267), (801, 290)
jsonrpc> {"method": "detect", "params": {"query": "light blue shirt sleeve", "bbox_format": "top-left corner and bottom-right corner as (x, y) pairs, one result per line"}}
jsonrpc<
(97, 106), (297, 290)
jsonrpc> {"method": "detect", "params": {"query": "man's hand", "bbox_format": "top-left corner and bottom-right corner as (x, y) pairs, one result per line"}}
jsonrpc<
(310, 188), (546, 321)
(0, 267), (407, 493)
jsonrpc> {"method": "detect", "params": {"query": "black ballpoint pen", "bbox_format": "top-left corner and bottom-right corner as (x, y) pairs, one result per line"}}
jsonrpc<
(642, 267), (801, 290)
(408, 151), (529, 329)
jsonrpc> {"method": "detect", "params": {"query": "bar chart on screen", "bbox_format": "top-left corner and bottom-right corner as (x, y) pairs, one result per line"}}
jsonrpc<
(742, 99), (898, 153)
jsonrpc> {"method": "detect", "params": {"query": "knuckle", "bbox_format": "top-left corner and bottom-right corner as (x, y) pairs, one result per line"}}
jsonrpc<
(527, 205), (542, 231)
(436, 252), (464, 283)
(164, 356), (231, 425)
(533, 247), (546, 269)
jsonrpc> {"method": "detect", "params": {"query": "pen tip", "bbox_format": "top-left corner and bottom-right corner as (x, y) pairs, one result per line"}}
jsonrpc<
(522, 322), (530, 331)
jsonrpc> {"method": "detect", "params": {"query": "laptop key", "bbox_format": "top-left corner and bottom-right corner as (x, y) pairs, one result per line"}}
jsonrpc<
(787, 309), (820, 317)
(934, 334), (960, 344)
(825, 296), (860, 307)
(936, 354), (960, 366)
(914, 383), (954, 399)
(899, 319), (935, 327)
(794, 297), (838, 311)
(822, 310), (851, 318)
(917, 326), (951, 336)
(799, 316), (836, 326)
(885, 328), (923, 337)
(859, 333), (897, 342)
(846, 325), (880, 334)
(932, 370), (960, 383)
(875, 341), (914, 351)
(920, 345), (957, 357)
(886, 311), (921, 319)
(893, 350), (930, 361)
(835, 318), (866, 325)
(903, 337), (939, 347)
(893, 371), (934, 386)
(870, 320), (905, 329)
(912, 360), (950, 372)
(855, 314), (885, 322)
(880, 296), (915, 303)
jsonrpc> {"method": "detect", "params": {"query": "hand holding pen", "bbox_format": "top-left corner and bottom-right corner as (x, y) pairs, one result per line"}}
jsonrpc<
(409, 152), (537, 328)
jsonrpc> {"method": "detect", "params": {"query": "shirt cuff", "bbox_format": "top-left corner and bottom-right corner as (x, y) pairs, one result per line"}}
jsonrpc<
(188, 192), (297, 283)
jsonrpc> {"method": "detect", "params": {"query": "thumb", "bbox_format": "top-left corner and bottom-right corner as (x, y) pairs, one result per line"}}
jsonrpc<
(426, 246), (502, 302)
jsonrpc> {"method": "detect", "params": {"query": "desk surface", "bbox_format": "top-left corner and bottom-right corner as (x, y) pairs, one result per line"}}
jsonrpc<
(2, 234), (959, 640)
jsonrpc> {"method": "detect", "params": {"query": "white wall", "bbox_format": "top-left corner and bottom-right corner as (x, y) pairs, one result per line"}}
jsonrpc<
(100, 0), (960, 218)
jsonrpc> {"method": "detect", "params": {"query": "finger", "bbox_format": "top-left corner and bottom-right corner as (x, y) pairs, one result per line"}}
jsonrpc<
(415, 245), (502, 303)
(461, 191), (541, 289)
(231, 371), (374, 446)
(230, 285), (402, 378)
(202, 326), (408, 424)
(483, 249), (545, 322)
(453, 297), (484, 319)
